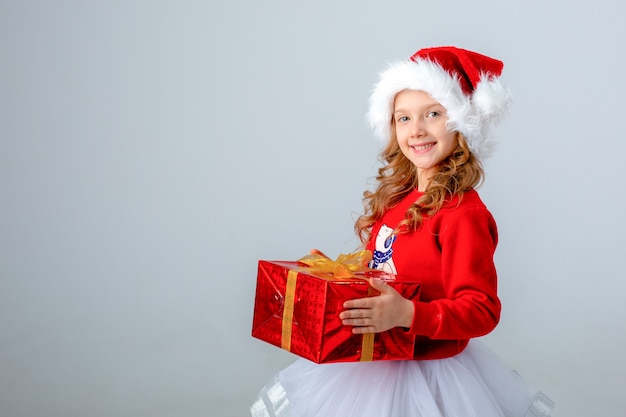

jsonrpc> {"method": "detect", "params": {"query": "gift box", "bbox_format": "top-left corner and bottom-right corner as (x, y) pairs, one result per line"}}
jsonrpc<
(251, 253), (421, 363)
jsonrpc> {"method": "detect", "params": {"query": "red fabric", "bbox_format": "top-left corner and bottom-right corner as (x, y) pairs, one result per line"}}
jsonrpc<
(410, 46), (504, 94)
(366, 189), (501, 360)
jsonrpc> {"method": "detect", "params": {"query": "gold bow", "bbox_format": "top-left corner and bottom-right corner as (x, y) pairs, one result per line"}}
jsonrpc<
(297, 249), (373, 279)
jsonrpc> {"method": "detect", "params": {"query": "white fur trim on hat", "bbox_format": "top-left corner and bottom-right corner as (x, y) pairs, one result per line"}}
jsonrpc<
(367, 55), (512, 161)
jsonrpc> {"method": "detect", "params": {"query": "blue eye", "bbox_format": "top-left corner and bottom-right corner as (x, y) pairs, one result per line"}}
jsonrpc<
(397, 116), (409, 122)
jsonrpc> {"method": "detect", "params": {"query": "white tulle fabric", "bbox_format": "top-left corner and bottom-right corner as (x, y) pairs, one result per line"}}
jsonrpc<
(251, 341), (554, 417)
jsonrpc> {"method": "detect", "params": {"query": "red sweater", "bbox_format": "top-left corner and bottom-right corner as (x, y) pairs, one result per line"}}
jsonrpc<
(365, 189), (501, 360)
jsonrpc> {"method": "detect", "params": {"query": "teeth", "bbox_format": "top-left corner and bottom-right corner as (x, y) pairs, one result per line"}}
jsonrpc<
(412, 143), (434, 151)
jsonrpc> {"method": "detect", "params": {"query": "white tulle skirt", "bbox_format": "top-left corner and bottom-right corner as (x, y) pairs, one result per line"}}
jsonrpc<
(250, 341), (554, 417)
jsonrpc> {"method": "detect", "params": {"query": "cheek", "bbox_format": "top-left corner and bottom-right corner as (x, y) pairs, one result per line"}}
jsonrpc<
(394, 126), (408, 143)
(446, 133), (459, 150)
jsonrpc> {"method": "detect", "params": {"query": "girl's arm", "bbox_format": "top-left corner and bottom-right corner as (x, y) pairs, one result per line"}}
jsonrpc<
(341, 205), (500, 339)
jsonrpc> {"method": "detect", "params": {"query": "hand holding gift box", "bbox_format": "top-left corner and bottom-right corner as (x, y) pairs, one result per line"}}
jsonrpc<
(251, 250), (421, 363)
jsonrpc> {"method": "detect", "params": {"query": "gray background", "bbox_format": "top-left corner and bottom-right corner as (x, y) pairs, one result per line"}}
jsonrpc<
(1, 1), (624, 416)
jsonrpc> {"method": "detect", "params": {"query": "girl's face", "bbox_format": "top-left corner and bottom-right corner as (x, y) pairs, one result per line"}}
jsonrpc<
(393, 89), (458, 190)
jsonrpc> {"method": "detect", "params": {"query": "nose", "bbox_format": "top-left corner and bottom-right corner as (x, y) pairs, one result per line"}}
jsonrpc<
(409, 117), (426, 137)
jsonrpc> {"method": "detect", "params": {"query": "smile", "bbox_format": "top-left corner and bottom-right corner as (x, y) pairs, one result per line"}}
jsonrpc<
(411, 142), (435, 152)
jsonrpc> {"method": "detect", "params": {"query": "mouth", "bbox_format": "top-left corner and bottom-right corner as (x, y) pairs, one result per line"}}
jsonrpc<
(410, 142), (436, 152)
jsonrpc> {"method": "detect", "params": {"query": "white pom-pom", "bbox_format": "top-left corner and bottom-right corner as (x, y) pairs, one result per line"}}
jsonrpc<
(472, 75), (512, 126)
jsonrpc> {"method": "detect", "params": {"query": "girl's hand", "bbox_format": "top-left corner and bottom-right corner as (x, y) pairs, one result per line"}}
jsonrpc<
(339, 278), (415, 334)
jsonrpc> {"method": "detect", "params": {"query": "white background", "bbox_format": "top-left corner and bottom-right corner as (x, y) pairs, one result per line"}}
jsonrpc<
(1, 1), (625, 416)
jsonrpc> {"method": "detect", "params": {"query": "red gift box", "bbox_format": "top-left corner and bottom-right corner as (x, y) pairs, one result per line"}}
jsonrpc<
(251, 257), (421, 363)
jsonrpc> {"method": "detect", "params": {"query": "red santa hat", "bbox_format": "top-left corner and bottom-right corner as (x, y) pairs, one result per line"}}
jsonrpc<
(367, 46), (512, 161)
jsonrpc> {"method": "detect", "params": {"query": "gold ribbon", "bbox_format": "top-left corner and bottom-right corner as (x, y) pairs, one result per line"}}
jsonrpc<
(297, 249), (373, 278)
(281, 270), (299, 351)
(280, 249), (377, 362)
(359, 283), (378, 362)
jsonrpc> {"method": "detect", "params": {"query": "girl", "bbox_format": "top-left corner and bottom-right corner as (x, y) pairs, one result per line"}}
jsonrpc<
(251, 46), (554, 417)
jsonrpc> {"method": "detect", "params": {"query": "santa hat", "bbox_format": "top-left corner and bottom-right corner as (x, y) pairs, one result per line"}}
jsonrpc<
(367, 46), (512, 161)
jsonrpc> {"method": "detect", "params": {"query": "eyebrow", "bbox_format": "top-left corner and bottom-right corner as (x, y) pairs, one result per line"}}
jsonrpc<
(393, 104), (445, 115)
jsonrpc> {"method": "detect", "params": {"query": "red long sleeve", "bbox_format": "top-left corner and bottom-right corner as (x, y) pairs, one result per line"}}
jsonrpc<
(366, 189), (501, 360)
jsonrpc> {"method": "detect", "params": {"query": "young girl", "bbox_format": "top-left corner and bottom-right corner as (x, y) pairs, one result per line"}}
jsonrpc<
(251, 46), (554, 417)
